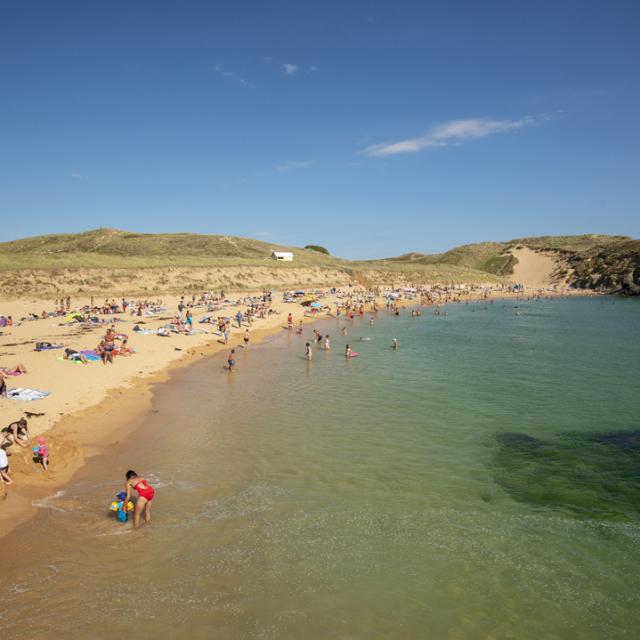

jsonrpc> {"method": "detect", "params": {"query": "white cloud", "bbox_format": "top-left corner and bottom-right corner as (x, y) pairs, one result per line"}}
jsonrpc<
(362, 115), (542, 157)
(277, 160), (312, 172)
(71, 172), (87, 179)
(283, 63), (298, 75)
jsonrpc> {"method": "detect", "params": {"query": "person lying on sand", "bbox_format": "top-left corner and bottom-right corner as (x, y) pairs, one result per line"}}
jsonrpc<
(0, 363), (28, 375)
(64, 348), (89, 364)
(124, 470), (155, 529)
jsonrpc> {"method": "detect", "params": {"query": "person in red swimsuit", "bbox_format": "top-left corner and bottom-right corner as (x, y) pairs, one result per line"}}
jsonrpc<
(124, 470), (155, 529)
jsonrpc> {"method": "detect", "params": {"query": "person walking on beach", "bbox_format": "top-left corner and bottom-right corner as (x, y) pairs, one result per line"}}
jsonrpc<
(287, 313), (293, 330)
(227, 349), (236, 371)
(0, 447), (12, 485)
(123, 470), (155, 529)
(243, 329), (250, 348)
(0, 371), (7, 399)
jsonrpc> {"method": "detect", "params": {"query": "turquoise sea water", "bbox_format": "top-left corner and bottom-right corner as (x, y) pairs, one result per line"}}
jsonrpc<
(3, 296), (640, 639)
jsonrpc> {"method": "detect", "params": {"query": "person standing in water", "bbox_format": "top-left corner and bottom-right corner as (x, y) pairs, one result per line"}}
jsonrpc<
(345, 344), (353, 357)
(124, 470), (155, 529)
(391, 338), (399, 350)
(227, 348), (236, 371)
(323, 335), (331, 351)
(305, 342), (313, 360)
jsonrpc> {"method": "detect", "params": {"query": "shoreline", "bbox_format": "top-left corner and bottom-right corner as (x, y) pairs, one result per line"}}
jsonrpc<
(0, 286), (592, 538)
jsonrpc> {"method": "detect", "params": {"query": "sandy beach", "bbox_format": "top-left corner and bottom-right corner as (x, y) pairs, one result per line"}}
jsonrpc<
(0, 278), (586, 538)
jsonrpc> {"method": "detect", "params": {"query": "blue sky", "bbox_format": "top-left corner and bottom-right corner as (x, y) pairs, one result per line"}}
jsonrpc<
(1, 0), (638, 258)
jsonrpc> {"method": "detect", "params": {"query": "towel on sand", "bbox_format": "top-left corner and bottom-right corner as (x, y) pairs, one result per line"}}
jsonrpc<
(34, 343), (63, 351)
(7, 388), (50, 401)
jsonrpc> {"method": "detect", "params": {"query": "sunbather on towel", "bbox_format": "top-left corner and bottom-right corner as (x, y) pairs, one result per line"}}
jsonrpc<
(116, 339), (135, 356)
(64, 348), (89, 364)
(0, 363), (28, 375)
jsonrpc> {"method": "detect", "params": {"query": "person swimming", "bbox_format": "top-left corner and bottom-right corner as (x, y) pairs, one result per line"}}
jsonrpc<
(123, 470), (155, 529)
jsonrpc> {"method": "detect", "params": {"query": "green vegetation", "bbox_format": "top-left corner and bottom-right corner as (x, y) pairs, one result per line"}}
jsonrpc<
(381, 234), (640, 294)
(0, 228), (345, 270)
(304, 244), (330, 255)
(0, 228), (637, 295)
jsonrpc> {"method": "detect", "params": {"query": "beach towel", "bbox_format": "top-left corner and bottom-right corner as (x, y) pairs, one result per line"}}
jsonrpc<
(34, 343), (63, 351)
(7, 388), (50, 401)
(80, 350), (101, 361)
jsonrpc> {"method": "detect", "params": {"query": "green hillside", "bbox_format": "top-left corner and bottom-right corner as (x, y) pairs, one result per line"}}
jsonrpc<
(383, 234), (640, 294)
(0, 229), (638, 295)
(0, 228), (345, 269)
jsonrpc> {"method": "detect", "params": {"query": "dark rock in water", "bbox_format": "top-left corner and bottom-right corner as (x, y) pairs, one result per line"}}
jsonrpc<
(587, 430), (640, 449)
(492, 428), (640, 521)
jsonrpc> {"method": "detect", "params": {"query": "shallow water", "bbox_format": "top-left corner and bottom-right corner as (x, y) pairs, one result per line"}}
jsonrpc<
(2, 297), (640, 639)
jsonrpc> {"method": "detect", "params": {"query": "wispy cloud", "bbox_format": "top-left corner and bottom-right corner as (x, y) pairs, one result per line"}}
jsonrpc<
(283, 63), (298, 75)
(362, 115), (545, 157)
(71, 172), (87, 179)
(277, 160), (312, 172)
(252, 230), (273, 237)
(214, 63), (252, 87)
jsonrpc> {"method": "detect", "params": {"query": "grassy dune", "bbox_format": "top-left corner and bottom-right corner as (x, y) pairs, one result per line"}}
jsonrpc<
(0, 229), (637, 296)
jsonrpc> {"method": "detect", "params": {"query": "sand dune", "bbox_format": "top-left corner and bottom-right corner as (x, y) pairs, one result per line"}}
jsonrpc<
(509, 247), (567, 288)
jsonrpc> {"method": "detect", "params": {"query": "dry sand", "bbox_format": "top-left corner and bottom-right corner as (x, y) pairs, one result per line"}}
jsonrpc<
(510, 247), (569, 289)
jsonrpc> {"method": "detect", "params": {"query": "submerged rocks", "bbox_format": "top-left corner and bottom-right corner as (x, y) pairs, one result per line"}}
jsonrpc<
(492, 428), (640, 520)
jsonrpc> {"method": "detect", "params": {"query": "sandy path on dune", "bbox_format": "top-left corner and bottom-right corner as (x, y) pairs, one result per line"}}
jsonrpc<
(510, 247), (566, 289)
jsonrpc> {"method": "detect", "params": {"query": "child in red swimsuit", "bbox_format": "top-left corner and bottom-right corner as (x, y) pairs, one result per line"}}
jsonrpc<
(124, 470), (155, 529)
